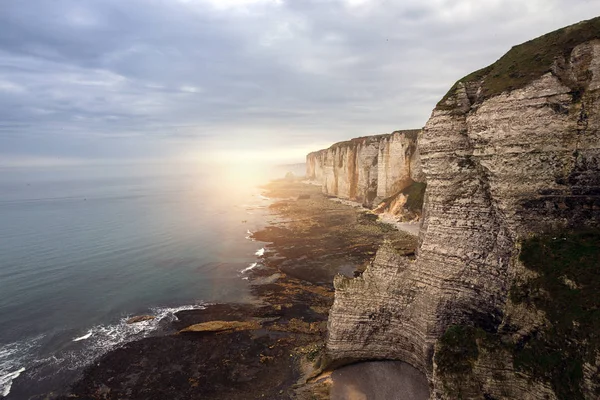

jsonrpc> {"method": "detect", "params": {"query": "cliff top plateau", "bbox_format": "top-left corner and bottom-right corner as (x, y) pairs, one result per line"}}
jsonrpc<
(438, 16), (600, 108)
(308, 129), (421, 156)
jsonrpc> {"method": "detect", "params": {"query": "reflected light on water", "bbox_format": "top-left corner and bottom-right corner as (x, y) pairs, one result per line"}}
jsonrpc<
(184, 154), (305, 202)
(0, 153), (305, 399)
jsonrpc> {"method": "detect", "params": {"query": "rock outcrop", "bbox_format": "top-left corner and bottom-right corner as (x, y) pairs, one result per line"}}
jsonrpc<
(306, 130), (423, 210)
(326, 17), (600, 399)
(377, 131), (425, 198)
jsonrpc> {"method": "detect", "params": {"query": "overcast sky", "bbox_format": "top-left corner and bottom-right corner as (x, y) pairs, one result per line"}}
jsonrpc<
(0, 0), (598, 168)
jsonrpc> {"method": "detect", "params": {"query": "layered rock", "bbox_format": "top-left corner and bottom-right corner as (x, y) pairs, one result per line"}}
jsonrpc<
(326, 17), (600, 399)
(377, 130), (424, 198)
(306, 148), (326, 183)
(306, 130), (422, 208)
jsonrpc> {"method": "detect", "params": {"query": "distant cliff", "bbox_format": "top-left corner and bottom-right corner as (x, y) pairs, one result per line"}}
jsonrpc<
(306, 130), (425, 219)
(326, 17), (600, 399)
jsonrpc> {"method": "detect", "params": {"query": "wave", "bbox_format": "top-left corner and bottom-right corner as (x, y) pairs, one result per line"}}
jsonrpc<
(0, 304), (206, 397)
(68, 304), (206, 361)
(255, 248), (265, 257)
(0, 367), (25, 397)
(0, 335), (45, 398)
(245, 230), (254, 241)
(241, 204), (267, 211)
(241, 262), (258, 273)
(72, 330), (93, 342)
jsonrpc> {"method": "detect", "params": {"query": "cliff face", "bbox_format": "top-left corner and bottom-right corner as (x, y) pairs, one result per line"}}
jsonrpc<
(326, 17), (600, 399)
(306, 130), (423, 209)
(377, 130), (424, 198)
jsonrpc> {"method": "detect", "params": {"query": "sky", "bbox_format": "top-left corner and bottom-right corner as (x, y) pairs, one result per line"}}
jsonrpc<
(0, 0), (598, 169)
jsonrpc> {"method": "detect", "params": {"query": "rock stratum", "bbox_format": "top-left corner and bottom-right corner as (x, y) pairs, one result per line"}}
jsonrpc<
(324, 17), (600, 399)
(306, 130), (425, 219)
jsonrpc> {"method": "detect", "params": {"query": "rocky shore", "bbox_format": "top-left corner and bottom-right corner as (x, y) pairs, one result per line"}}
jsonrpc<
(54, 178), (417, 400)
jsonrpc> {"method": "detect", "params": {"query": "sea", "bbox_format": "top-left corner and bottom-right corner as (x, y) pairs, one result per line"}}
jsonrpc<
(0, 162), (304, 399)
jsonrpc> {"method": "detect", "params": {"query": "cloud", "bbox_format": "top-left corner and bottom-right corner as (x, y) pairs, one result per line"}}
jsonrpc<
(0, 80), (26, 93)
(198, 0), (283, 10)
(179, 85), (202, 93)
(0, 0), (597, 165)
(0, 155), (91, 168)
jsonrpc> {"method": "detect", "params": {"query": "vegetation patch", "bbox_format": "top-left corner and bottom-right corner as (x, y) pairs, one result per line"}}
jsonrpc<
(402, 182), (427, 212)
(436, 325), (480, 374)
(376, 181), (427, 215)
(437, 16), (600, 109)
(437, 66), (492, 109)
(436, 230), (599, 399)
(511, 230), (600, 399)
(393, 129), (421, 142)
(437, 325), (509, 398)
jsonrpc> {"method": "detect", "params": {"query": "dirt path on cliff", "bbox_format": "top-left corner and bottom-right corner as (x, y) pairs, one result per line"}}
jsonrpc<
(57, 179), (418, 400)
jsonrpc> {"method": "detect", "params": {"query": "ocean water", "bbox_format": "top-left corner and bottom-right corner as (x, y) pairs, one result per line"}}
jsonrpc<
(0, 163), (302, 399)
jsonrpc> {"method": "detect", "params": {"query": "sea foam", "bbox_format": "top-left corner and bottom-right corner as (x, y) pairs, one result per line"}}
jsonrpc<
(75, 304), (206, 356)
(241, 262), (258, 273)
(0, 304), (206, 397)
(0, 367), (25, 397)
(72, 331), (93, 342)
(0, 335), (45, 398)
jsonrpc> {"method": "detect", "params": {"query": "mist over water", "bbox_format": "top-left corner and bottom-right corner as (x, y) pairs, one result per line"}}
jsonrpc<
(0, 161), (304, 399)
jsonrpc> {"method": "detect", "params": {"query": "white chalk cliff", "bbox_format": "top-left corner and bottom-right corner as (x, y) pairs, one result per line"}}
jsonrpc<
(306, 130), (425, 219)
(323, 17), (600, 400)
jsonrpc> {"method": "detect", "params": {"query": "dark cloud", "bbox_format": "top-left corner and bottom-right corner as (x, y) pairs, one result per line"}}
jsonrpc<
(0, 0), (598, 164)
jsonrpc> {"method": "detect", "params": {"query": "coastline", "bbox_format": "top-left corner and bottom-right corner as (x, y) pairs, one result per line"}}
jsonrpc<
(52, 178), (418, 399)
(0, 168), (286, 400)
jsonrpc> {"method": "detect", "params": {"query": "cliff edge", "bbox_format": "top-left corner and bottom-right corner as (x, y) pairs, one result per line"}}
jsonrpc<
(326, 17), (600, 399)
(306, 130), (425, 219)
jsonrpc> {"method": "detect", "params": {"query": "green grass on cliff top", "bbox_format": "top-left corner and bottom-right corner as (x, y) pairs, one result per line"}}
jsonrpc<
(308, 129), (421, 155)
(328, 129), (421, 149)
(438, 16), (600, 107)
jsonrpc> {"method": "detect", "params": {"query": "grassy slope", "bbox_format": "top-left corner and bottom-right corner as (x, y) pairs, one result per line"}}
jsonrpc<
(437, 16), (600, 108)
(314, 130), (421, 153)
